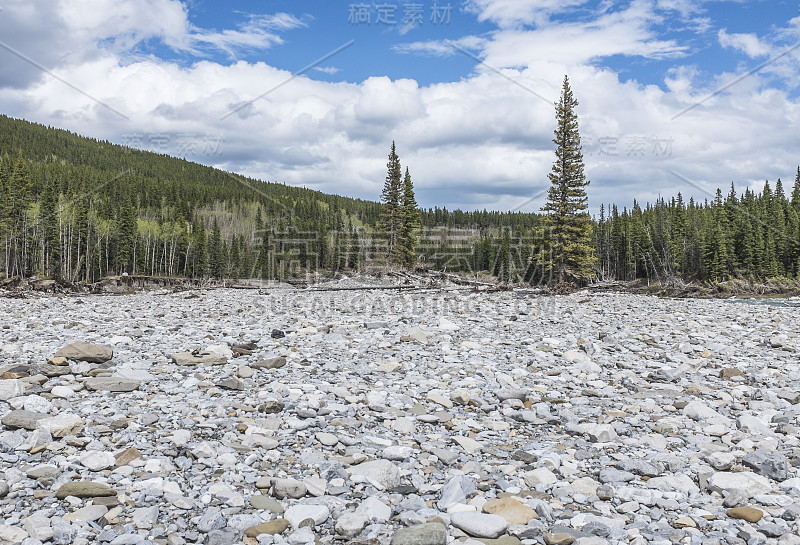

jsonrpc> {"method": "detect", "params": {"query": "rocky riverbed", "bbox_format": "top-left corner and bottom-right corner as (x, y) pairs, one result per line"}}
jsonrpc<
(0, 285), (799, 545)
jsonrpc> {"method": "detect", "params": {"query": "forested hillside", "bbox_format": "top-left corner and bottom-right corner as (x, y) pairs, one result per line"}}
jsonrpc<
(0, 115), (798, 285)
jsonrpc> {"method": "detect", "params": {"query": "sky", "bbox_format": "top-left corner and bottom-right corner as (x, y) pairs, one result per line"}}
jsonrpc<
(0, 0), (799, 214)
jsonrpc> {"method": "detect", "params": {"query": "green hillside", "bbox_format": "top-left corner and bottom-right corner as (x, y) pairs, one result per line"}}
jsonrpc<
(1, 114), (798, 286)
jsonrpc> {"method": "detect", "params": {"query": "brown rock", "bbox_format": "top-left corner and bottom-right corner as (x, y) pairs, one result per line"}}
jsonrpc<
(55, 481), (116, 499)
(244, 519), (290, 537)
(482, 497), (538, 524)
(726, 507), (763, 522)
(544, 533), (575, 545)
(54, 342), (113, 363)
(47, 357), (69, 366)
(720, 368), (745, 380)
(115, 447), (143, 466)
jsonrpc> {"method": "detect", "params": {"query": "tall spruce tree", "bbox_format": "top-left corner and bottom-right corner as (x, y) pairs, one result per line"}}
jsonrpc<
(398, 167), (420, 268)
(539, 75), (595, 284)
(380, 141), (402, 264)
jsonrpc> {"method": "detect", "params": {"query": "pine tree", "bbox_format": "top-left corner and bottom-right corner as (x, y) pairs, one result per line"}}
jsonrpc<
(398, 167), (420, 268)
(41, 172), (60, 278)
(539, 75), (595, 285)
(208, 218), (224, 278)
(117, 195), (138, 274)
(380, 141), (402, 264)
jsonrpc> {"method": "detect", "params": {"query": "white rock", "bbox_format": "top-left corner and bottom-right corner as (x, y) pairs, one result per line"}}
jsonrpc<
(335, 512), (369, 538)
(0, 379), (25, 401)
(80, 450), (116, 471)
(37, 413), (83, 437)
(523, 468), (558, 487)
(348, 459), (401, 490)
(356, 496), (392, 522)
(450, 512), (508, 538)
(49, 386), (76, 399)
(707, 471), (772, 497)
(284, 504), (330, 528)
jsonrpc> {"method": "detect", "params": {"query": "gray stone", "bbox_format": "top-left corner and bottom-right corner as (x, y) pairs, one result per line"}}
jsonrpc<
(252, 356), (287, 369)
(84, 377), (141, 392)
(390, 523), (447, 545)
(437, 474), (476, 510)
(743, 450), (790, 481)
(1, 410), (47, 430)
(196, 507), (227, 532)
(55, 341), (113, 363)
(132, 506), (160, 528)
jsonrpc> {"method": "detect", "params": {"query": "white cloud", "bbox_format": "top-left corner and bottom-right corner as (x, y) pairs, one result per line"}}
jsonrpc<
(718, 28), (771, 58)
(465, 0), (589, 28)
(1, 0), (799, 215)
(313, 66), (341, 75)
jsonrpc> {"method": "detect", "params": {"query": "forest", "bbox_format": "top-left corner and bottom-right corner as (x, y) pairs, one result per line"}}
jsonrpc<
(0, 114), (799, 285)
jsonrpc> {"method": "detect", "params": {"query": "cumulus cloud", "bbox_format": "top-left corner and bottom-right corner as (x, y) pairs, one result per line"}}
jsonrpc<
(1, 0), (799, 214)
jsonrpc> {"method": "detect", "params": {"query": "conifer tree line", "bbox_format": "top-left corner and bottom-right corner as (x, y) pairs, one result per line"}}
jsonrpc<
(0, 114), (799, 285)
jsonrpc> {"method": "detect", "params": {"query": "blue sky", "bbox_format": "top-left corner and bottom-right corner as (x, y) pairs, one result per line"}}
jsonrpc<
(0, 0), (799, 213)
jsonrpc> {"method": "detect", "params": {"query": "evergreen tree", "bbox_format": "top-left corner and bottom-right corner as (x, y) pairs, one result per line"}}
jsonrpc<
(117, 195), (138, 274)
(398, 167), (420, 268)
(380, 141), (402, 264)
(538, 75), (595, 285)
(208, 218), (224, 278)
(40, 172), (60, 278)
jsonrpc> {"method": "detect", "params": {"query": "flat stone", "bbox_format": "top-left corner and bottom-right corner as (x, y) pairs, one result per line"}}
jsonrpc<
(56, 481), (116, 499)
(726, 507), (764, 522)
(1, 410), (47, 430)
(250, 495), (284, 513)
(84, 377), (141, 392)
(55, 341), (113, 363)
(453, 435), (484, 454)
(115, 447), (143, 466)
(64, 504), (108, 522)
(426, 393), (453, 409)
(170, 352), (228, 366)
(482, 497), (538, 524)
(390, 523), (447, 545)
(707, 471), (772, 497)
(245, 519), (290, 537)
(316, 432), (339, 446)
(544, 533), (576, 545)
(252, 356), (287, 369)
